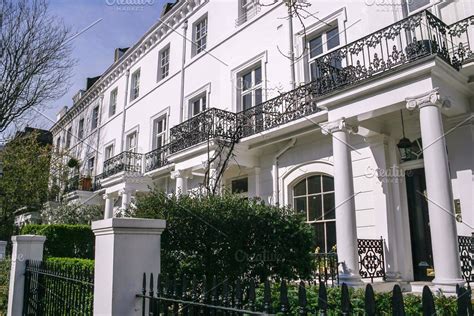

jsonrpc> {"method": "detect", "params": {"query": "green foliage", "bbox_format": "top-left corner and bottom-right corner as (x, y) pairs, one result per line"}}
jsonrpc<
(0, 259), (10, 316)
(0, 132), (51, 242)
(132, 191), (314, 282)
(41, 203), (102, 225)
(21, 224), (94, 259)
(254, 283), (458, 314)
(45, 257), (94, 270)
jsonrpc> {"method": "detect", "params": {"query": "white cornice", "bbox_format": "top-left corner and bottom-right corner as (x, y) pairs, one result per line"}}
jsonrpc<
(51, 0), (208, 134)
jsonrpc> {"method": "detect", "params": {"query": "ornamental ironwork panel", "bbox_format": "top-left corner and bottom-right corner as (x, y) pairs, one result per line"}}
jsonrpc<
(103, 151), (143, 178)
(358, 238), (386, 283)
(458, 235), (473, 284)
(23, 260), (94, 315)
(169, 108), (238, 154)
(144, 143), (171, 173)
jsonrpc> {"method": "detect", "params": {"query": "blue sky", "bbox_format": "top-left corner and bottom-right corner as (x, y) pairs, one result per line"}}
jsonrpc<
(42, 0), (169, 128)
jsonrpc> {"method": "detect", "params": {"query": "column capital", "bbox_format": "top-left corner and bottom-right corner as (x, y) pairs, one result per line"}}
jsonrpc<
(118, 188), (132, 196)
(321, 118), (358, 135)
(406, 87), (451, 110)
(170, 169), (189, 179)
(103, 193), (112, 200)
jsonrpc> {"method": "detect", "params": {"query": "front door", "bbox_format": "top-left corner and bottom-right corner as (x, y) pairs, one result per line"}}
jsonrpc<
(405, 168), (434, 281)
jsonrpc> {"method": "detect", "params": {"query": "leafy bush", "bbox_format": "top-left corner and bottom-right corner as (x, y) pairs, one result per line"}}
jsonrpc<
(46, 257), (94, 270)
(253, 283), (458, 314)
(0, 258), (10, 316)
(131, 191), (314, 282)
(40, 203), (102, 225)
(20, 224), (94, 259)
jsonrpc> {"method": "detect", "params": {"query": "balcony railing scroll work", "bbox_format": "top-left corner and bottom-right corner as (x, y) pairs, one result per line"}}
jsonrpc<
(103, 151), (143, 178)
(101, 11), (473, 179)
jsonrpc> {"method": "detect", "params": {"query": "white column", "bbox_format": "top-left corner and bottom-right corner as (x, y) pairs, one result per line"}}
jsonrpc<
(322, 118), (362, 285)
(406, 88), (464, 290)
(171, 169), (188, 195)
(103, 193), (114, 219)
(0, 241), (6, 260)
(7, 235), (46, 316)
(254, 167), (261, 197)
(92, 218), (166, 315)
(119, 189), (132, 212)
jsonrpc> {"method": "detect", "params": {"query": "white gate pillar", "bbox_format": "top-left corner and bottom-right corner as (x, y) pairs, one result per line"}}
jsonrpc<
(322, 118), (362, 286)
(92, 218), (166, 315)
(406, 88), (464, 291)
(7, 235), (46, 316)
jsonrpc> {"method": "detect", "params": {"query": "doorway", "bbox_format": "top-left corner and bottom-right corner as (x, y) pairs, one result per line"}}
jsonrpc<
(405, 168), (434, 281)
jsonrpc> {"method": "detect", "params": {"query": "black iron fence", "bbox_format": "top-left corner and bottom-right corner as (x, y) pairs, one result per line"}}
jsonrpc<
(458, 234), (473, 285)
(137, 273), (472, 315)
(23, 260), (94, 315)
(358, 238), (386, 282)
(312, 252), (339, 286)
(102, 151), (143, 178)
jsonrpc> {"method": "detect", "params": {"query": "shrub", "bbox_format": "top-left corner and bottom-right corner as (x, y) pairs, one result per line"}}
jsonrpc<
(131, 191), (314, 282)
(45, 257), (94, 270)
(41, 203), (102, 225)
(20, 224), (94, 259)
(0, 258), (10, 316)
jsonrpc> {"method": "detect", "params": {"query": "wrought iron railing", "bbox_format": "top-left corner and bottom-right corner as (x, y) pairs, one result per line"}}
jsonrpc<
(93, 173), (103, 191)
(458, 234), (473, 284)
(64, 175), (79, 193)
(312, 252), (339, 286)
(137, 273), (470, 315)
(144, 143), (171, 173)
(103, 151), (143, 178)
(23, 260), (94, 315)
(170, 108), (238, 153)
(358, 238), (386, 283)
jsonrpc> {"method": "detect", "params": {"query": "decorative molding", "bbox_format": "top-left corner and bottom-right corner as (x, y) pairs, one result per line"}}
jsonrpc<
(320, 118), (358, 135)
(170, 169), (190, 179)
(51, 0), (208, 134)
(406, 87), (451, 110)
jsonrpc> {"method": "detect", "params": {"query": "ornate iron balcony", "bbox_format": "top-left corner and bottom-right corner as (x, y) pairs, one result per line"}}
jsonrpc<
(144, 143), (171, 173)
(169, 108), (238, 154)
(103, 151), (143, 178)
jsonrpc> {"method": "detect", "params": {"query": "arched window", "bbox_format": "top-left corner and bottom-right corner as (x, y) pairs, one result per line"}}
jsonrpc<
(293, 174), (336, 253)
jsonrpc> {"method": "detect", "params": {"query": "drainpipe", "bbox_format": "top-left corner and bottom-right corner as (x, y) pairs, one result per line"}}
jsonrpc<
(120, 70), (130, 152)
(286, 0), (296, 89)
(179, 21), (188, 123)
(272, 138), (296, 205)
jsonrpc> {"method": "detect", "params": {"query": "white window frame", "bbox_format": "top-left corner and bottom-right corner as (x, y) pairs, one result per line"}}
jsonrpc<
(236, 0), (260, 26)
(238, 63), (263, 111)
(109, 88), (118, 117)
(126, 130), (138, 153)
(130, 69), (140, 101)
(292, 174), (336, 253)
(87, 156), (95, 177)
(306, 25), (341, 82)
(77, 118), (84, 140)
(296, 8), (347, 83)
(158, 45), (170, 81)
(405, 0), (433, 15)
(230, 176), (249, 198)
(189, 93), (207, 117)
(184, 83), (211, 119)
(65, 127), (72, 149)
(192, 14), (208, 57)
(91, 106), (99, 130)
(104, 143), (115, 160)
(152, 115), (167, 150)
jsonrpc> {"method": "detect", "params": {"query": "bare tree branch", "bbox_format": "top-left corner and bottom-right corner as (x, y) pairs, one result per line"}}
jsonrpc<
(0, 0), (75, 132)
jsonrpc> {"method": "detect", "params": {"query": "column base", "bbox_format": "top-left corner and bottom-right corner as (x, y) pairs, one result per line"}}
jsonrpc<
(432, 277), (465, 293)
(385, 271), (403, 282)
(339, 274), (364, 287)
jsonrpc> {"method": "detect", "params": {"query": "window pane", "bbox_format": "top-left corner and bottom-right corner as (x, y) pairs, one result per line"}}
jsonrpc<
(307, 175), (321, 194)
(309, 35), (323, 58)
(242, 93), (252, 110)
(313, 223), (325, 250)
(308, 195), (322, 222)
(322, 175), (334, 191)
(255, 67), (262, 85)
(242, 72), (252, 91)
(193, 100), (201, 115)
(310, 62), (321, 81)
(231, 178), (248, 194)
(202, 95), (207, 110)
(294, 197), (307, 214)
(293, 179), (306, 196)
(323, 193), (335, 220)
(326, 27), (340, 50)
(408, 0), (430, 12)
(255, 88), (262, 105)
(326, 221), (336, 252)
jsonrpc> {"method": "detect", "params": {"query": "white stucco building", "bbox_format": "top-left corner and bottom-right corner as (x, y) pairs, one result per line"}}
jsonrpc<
(50, 0), (473, 291)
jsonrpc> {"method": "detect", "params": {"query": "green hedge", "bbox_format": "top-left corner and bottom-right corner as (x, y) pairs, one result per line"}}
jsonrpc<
(21, 224), (94, 259)
(0, 259), (10, 316)
(45, 257), (94, 270)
